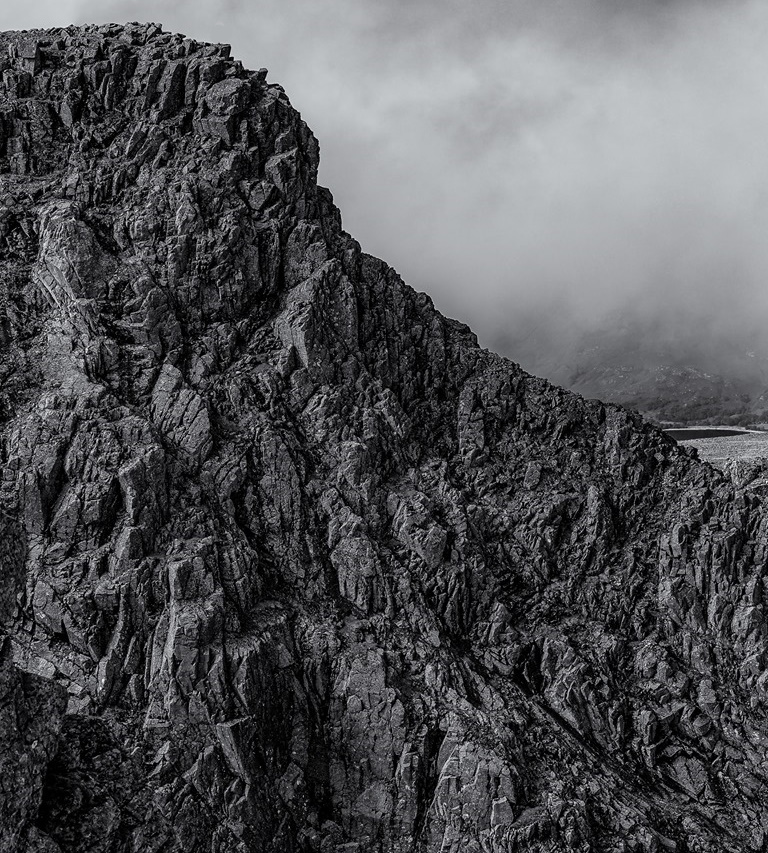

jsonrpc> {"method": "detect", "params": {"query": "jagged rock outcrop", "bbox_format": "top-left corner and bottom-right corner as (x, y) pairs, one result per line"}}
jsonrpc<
(0, 498), (67, 852)
(3, 22), (768, 853)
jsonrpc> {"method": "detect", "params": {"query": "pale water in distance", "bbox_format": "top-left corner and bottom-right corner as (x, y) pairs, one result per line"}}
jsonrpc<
(665, 428), (768, 470)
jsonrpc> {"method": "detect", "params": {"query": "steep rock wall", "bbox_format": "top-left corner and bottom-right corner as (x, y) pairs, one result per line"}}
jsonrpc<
(1, 23), (768, 853)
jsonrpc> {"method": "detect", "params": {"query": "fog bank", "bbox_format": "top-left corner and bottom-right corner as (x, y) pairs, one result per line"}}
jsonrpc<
(3, 0), (767, 371)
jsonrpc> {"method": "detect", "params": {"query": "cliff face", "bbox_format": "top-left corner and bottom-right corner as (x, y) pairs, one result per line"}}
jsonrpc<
(2, 23), (768, 853)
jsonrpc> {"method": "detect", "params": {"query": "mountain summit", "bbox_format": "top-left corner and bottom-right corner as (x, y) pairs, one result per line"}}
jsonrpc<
(2, 23), (768, 853)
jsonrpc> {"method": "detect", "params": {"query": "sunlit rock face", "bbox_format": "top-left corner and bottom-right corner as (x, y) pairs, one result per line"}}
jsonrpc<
(2, 22), (768, 853)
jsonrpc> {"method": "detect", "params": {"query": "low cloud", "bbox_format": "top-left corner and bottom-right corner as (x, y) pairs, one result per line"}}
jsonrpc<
(4, 0), (768, 370)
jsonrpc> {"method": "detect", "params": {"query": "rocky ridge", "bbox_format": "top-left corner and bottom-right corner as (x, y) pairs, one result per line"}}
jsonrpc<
(2, 22), (768, 853)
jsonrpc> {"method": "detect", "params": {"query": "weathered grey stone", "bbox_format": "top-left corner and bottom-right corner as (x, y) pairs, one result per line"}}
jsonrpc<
(1, 20), (768, 853)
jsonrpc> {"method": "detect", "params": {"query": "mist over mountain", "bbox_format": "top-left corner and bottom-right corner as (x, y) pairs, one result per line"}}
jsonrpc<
(5, 21), (768, 853)
(494, 304), (768, 424)
(2, 0), (768, 382)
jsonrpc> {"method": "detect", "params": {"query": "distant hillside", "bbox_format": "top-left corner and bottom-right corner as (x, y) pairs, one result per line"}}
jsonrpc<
(498, 310), (768, 425)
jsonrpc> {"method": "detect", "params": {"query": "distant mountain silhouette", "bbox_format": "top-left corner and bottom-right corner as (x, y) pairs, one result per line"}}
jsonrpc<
(497, 308), (768, 425)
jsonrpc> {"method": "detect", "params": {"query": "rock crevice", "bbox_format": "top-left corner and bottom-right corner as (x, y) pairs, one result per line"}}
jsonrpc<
(0, 21), (767, 853)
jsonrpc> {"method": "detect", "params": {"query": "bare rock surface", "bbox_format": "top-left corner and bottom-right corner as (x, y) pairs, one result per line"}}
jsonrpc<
(2, 22), (768, 852)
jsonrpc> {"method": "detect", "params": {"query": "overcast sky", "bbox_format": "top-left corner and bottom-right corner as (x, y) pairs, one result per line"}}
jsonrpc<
(3, 0), (768, 360)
